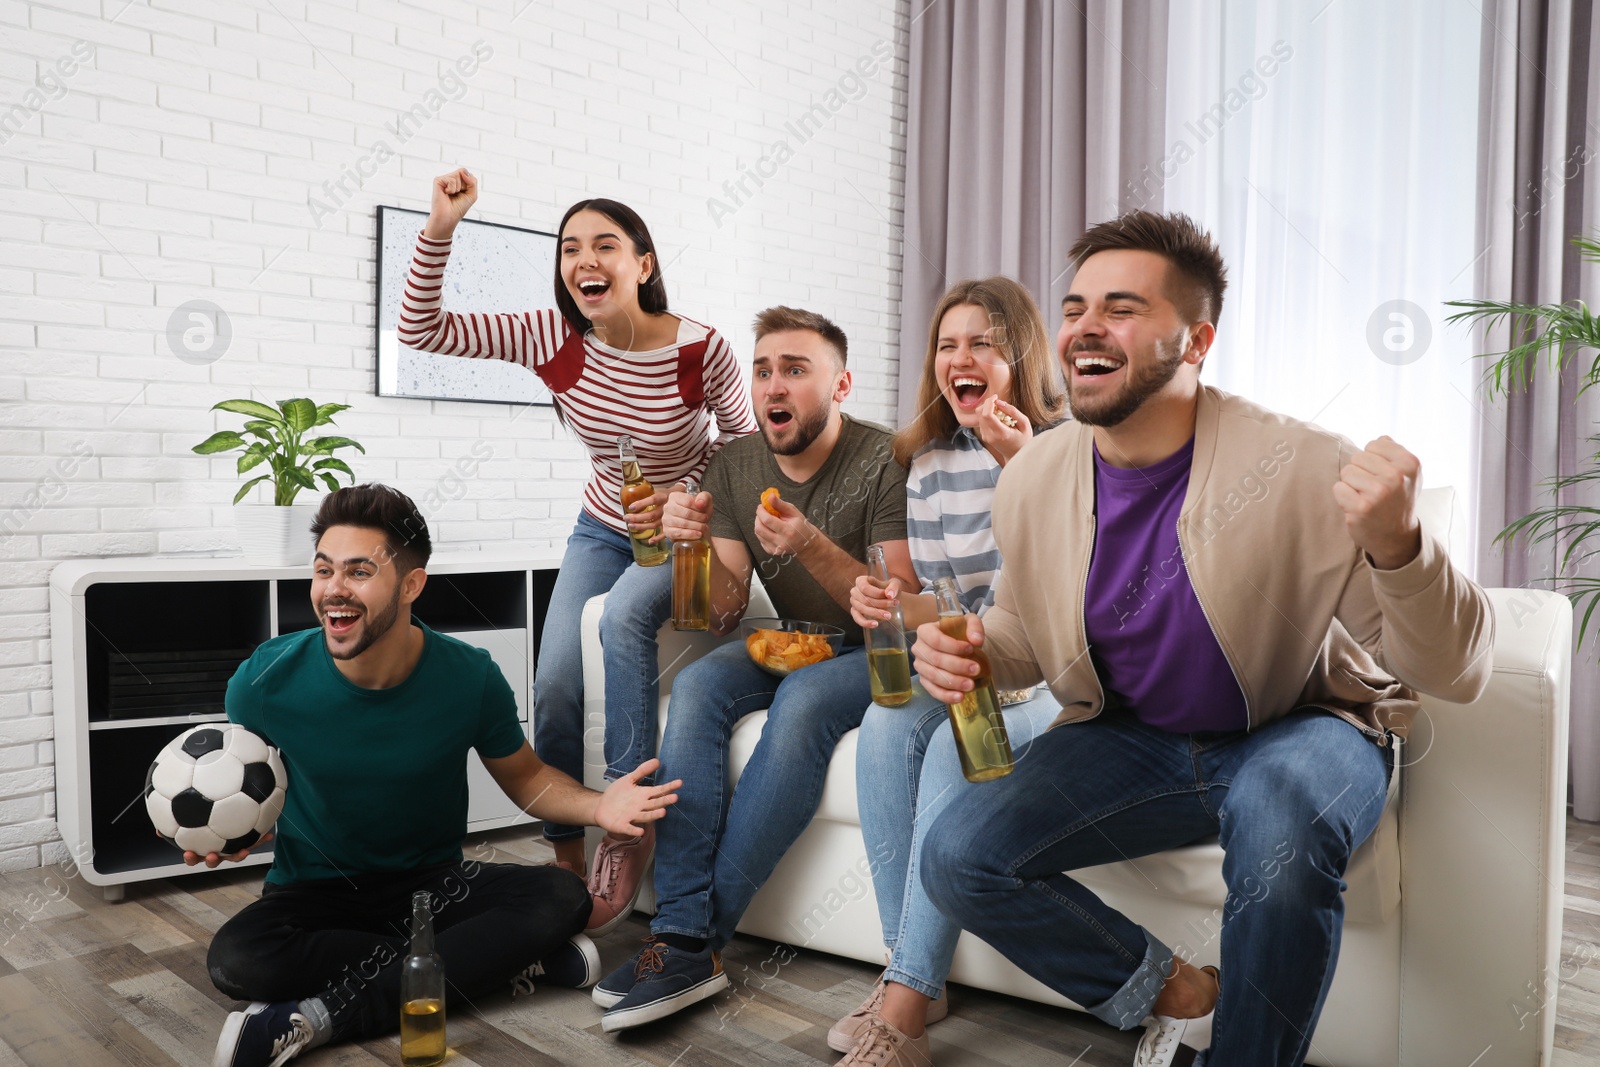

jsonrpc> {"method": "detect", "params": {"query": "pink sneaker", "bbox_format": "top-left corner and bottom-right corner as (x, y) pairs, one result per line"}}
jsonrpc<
(838, 1017), (933, 1066)
(828, 972), (948, 1053)
(585, 822), (655, 936)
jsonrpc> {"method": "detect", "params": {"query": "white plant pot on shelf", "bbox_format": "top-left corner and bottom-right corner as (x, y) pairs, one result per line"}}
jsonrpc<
(234, 503), (320, 567)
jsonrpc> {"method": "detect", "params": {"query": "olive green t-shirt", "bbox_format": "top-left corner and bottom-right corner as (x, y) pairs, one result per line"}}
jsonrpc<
(226, 620), (526, 885)
(703, 414), (909, 645)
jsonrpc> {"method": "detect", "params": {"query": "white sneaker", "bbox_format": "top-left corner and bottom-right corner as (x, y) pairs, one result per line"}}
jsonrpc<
(1134, 1010), (1212, 1066)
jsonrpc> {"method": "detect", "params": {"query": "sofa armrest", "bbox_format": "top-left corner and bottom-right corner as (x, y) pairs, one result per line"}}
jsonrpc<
(1398, 587), (1570, 1066)
(577, 593), (720, 789)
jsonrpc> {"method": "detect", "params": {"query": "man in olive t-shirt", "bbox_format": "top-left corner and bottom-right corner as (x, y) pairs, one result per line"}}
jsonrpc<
(593, 307), (917, 1033)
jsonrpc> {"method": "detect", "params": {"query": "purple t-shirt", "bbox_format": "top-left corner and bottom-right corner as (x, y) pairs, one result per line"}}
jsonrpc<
(1083, 438), (1248, 733)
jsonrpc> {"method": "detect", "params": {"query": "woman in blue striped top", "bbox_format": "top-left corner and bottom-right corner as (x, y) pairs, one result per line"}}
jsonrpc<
(829, 279), (1068, 1065)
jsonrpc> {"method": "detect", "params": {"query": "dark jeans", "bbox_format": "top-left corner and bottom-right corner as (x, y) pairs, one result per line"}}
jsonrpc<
(651, 641), (873, 947)
(920, 709), (1393, 1067)
(207, 861), (591, 1040)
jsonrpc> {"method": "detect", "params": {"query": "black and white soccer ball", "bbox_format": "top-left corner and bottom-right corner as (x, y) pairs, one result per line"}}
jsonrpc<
(144, 724), (287, 857)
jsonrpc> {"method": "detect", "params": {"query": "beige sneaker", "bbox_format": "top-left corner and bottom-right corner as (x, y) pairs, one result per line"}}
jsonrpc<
(838, 1017), (934, 1066)
(827, 973), (948, 1053)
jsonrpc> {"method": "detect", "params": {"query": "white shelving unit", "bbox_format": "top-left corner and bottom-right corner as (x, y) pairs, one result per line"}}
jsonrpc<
(51, 551), (563, 899)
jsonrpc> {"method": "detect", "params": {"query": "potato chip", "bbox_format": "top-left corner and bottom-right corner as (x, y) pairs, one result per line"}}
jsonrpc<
(746, 626), (836, 674)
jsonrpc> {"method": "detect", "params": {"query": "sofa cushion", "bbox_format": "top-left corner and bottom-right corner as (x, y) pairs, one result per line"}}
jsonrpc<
(659, 696), (1402, 925)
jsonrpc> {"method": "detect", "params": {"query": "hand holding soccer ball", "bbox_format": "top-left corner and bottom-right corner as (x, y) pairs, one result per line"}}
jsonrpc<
(145, 724), (287, 868)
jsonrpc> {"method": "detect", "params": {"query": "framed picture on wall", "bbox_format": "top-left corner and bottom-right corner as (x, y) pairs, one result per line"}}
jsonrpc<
(374, 205), (559, 406)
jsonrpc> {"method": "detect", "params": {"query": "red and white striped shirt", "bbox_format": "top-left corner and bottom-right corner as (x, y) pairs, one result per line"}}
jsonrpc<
(398, 234), (758, 533)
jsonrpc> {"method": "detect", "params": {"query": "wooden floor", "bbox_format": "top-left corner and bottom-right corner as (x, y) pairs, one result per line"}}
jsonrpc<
(1, 818), (1597, 1067)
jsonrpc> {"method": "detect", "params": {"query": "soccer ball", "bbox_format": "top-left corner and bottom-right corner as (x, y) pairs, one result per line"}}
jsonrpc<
(144, 724), (287, 857)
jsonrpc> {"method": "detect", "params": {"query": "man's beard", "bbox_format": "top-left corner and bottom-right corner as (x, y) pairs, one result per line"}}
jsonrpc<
(323, 587), (401, 661)
(1067, 334), (1186, 428)
(763, 403), (831, 456)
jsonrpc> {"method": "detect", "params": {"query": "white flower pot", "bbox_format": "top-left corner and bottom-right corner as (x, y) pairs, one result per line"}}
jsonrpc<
(234, 503), (321, 567)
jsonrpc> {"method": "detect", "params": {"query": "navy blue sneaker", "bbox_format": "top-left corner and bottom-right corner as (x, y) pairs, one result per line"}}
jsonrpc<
(592, 935), (656, 1009)
(213, 1001), (315, 1067)
(599, 938), (728, 1032)
(511, 933), (601, 996)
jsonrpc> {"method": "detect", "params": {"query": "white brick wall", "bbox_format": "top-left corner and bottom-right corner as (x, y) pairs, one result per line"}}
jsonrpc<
(1, 0), (911, 872)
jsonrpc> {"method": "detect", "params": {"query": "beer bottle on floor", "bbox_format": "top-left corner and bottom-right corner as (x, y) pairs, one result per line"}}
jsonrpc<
(400, 890), (446, 1067)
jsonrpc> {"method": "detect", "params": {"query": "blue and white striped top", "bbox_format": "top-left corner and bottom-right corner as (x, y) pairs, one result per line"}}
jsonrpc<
(906, 427), (1005, 617)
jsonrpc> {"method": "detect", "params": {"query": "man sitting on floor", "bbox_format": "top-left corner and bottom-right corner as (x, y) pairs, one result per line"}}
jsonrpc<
(910, 212), (1493, 1067)
(205, 483), (679, 1067)
(593, 306), (918, 1032)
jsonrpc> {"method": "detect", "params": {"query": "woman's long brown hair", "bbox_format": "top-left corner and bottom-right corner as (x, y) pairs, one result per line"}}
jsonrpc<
(892, 277), (1066, 467)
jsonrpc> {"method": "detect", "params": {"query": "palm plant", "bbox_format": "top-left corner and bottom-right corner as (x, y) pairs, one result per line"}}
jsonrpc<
(193, 398), (366, 505)
(1446, 233), (1600, 640)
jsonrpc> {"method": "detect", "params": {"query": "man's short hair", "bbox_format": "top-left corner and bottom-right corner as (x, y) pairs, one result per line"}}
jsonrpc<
(310, 483), (432, 573)
(1068, 211), (1229, 326)
(752, 306), (849, 367)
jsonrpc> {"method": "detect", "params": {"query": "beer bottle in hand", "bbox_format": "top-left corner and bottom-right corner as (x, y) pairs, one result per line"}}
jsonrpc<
(618, 435), (668, 567)
(863, 543), (914, 706)
(671, 477), (712, 630)
(932, 577), (1013, 782)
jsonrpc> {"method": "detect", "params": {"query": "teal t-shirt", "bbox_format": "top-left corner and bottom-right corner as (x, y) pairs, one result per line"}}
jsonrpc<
(226, 620), (526, 886)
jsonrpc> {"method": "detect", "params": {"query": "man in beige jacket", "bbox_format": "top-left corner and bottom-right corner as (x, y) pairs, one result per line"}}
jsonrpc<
(911, 212), (1493, 1067)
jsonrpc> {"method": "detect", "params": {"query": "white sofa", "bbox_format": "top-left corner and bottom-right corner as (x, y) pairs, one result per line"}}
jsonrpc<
(578, 489), (1571, 1067)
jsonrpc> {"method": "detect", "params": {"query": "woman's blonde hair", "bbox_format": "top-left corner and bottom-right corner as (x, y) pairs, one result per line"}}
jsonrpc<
(892, 277), (1066, 467)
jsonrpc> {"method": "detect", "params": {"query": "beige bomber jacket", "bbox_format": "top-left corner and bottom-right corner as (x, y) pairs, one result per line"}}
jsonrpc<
(983, 386), (1495, 740)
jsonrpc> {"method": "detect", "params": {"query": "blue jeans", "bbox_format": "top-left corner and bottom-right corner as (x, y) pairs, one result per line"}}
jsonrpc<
(651, 640), (872, 948)
(533, 510), (672, 841)
(920, 709), (1392, 1067)
(855, 685), (1060, 998)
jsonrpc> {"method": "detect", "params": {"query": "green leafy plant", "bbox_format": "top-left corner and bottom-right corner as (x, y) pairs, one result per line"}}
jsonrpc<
(193, 398), (365, 506)
(1447, 233), (1600, 642)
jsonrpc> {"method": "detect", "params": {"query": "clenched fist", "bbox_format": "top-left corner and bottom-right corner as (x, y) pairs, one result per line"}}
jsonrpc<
(424, 167), (478, 239)
(1332, 436), (1422, 570)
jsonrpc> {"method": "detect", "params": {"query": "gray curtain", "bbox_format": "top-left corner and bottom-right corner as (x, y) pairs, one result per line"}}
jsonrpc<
(898, 0), (1169, 423)
(1472, 0), (1600, 820)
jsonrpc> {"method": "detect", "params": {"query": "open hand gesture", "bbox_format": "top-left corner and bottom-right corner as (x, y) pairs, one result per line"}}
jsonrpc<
(594, 759), (681, 837)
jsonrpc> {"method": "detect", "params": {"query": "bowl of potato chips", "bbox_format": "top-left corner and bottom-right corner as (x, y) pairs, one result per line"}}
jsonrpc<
(741, 618), (845, 677)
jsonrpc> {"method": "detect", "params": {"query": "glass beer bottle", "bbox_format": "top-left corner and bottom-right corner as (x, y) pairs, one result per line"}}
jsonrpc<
(932, 577), (1013, 782)
(863, 543), (914, 706)
(617, 434), (668, 567)
(672, 477), (712, 631)
(400, 890), (446, 1067)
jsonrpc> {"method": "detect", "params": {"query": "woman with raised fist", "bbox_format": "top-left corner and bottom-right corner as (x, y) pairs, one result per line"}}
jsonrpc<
(399, 168), (756, 935)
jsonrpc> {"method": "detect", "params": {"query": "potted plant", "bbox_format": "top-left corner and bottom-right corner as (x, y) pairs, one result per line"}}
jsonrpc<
(193, 397), (365, 566)
(1447, 233), (1600, 640)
